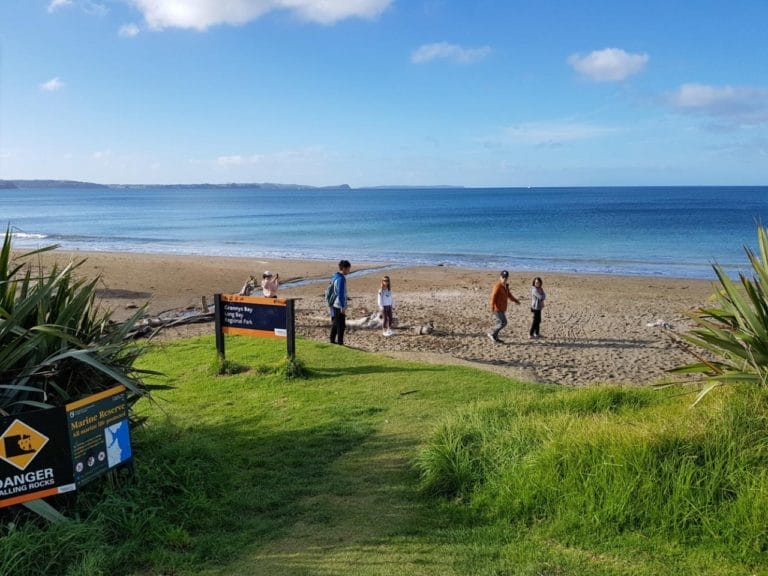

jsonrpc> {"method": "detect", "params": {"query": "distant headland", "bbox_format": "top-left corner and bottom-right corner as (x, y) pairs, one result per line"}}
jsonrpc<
(0, 179), (461, 190)
(0, 179), (352, 190)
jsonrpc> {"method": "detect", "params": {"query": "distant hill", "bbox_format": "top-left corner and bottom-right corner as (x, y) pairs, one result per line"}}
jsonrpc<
(2, 180), (109, 189)
(365, 185), (460, 189)
(0, 180), (352, 190)
(108, 182), (352, 190)
(0, 180), (461, 190)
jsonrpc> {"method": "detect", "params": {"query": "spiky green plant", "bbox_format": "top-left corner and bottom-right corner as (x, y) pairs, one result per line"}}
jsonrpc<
(0, 227), (151, 416)
(671, 225), (768, 404)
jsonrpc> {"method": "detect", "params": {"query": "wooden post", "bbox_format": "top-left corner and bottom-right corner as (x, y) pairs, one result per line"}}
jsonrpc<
(286, 299), (296, 359)
(213, 293), (225, 359)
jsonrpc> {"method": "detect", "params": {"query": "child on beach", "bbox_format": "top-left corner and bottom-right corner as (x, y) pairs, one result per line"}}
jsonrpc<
(377, 275), (395, 336)
(261, 271), (279, 297)
(329, 260), (351, 345)
(530, 276), (545, 339)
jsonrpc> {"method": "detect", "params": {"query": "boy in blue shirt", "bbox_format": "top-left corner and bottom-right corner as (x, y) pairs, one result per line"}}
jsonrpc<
(330, 259), (352, 345)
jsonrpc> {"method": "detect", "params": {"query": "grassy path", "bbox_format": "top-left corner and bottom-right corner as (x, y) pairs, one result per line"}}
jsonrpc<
(123, 335), (766, 576)
(137, 336), (523, 575)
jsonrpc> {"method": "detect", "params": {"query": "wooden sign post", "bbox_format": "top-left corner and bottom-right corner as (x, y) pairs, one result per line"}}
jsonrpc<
(214, 294), (296, 359)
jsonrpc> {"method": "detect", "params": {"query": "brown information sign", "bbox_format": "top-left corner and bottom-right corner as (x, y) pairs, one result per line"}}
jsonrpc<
(214, 294), (296, 359)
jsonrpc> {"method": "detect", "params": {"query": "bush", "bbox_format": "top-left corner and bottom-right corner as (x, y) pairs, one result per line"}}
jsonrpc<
(671, 225), (768, 404)
(277, 356), (308, 380)
(0, 227), (150, 416)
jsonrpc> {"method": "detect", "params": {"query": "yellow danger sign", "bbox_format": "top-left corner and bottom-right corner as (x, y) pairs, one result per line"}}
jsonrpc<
(0, 419), (50, 471)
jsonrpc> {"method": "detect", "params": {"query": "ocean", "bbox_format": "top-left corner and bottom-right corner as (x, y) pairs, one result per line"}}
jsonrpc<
(2, 185), (767, 279)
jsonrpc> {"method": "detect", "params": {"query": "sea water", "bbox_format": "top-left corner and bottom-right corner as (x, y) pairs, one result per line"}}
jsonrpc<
(2, 186), (767, 279)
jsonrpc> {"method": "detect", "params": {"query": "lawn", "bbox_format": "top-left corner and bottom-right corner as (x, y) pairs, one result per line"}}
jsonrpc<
(2, 334), (766, 575)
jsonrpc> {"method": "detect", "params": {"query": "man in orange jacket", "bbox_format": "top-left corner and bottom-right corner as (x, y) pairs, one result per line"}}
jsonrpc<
(488, 270), (520, 343)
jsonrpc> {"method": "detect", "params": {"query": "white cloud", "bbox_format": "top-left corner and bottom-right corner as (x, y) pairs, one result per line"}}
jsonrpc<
(82, 2), (108, 17)
(217, 150), (291, 166)
(48, 0), (107, 16)
(129, 0), (392, 30)
(217, 148), (331, 172)
(218, 154), (249, 166)
(666, 83), (768, 125)
(40, 77), (65, 92)
(411, 42), (492, 65)
(568, 48), (648, 82)
(282, 0), (392, 24)
(501, 121), (617, 146)
(47, 0), (73, 12)
(119, 23), (141, 37)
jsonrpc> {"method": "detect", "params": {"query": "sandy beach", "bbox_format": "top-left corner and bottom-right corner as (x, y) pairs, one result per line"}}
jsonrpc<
(25, 250), (716, 386)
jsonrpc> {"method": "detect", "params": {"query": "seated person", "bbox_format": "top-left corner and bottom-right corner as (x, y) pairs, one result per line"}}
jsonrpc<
(261, 271), (279, 297)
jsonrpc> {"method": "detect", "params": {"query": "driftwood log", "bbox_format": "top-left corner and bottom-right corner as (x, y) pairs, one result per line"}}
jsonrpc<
(238, 276), (258, 296)
(126, 279), (436, 339)
(127, 275), (256, 339)
(127, 306), (214, 340)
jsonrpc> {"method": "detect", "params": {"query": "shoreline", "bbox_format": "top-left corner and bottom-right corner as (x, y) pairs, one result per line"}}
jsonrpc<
(11, 241), (727, 282)
(20, 249), (717, 387)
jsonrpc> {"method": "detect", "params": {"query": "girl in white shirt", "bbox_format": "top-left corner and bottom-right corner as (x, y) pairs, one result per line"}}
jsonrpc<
(377, 276), (395, 336)
(530, 277), (545, 339)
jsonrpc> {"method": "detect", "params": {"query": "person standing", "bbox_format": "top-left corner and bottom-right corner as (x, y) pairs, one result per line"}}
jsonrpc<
(261, 271), (279, 297)
(377, 275), (395, 336)
(530, 276), (546, 339)
(488, 270), (520, 343)
(330, 260), (352, 345)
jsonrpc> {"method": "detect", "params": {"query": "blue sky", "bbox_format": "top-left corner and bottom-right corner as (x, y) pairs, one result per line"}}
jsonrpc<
(1, 0), (767, 187)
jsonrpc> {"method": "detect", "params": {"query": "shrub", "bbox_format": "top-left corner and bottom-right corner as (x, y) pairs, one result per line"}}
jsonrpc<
(671, 225), (768, 404)
(0, 227), (150, 416)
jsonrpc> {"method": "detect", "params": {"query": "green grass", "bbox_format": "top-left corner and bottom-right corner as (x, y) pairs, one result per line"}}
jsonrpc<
(2, 335), (767, 575)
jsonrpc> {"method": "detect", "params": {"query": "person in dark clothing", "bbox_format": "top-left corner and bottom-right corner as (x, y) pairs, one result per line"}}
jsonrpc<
(329, 260), (352, 345)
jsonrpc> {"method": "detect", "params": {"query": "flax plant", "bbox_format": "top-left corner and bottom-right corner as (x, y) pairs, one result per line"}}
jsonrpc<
(671, 226), (768, 404)
(0, 227), (150, 416)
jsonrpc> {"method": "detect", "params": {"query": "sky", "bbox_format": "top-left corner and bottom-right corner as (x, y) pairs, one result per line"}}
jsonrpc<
(0, 0), (767, 187)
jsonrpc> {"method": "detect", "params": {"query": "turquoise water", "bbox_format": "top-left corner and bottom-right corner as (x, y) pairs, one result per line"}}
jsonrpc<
(2, 186), (767, 279)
